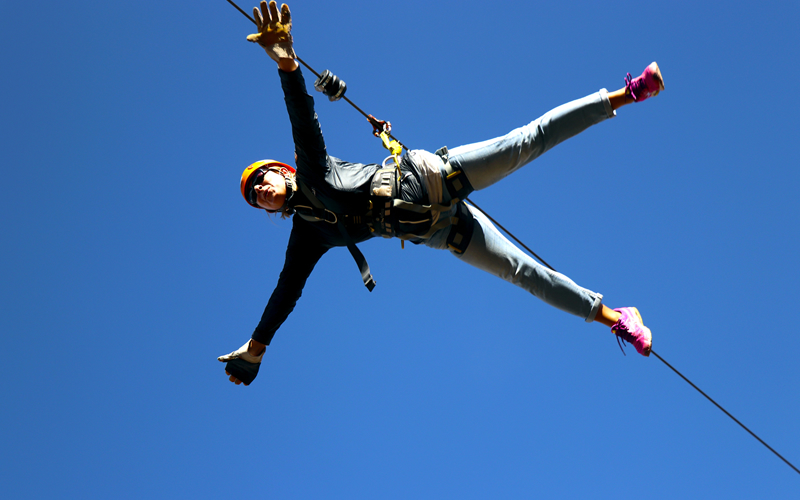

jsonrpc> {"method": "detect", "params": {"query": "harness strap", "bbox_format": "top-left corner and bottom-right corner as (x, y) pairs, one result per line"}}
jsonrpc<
(297, 181), (376, 291)
(435, 146), (475, 202)
(293, 204), (337, 224)
(389, 199), (457, 241)
(445, 202), (475, 254)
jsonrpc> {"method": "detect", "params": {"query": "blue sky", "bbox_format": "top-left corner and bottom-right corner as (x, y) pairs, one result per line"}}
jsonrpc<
(3, 0), (800, 498)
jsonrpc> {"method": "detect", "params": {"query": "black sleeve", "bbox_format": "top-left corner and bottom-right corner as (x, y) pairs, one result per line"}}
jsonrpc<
(251, 220), (329, 345)
(279, 67), (328, 180)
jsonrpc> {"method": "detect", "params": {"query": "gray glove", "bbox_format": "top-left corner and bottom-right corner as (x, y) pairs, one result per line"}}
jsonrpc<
(218, 340), (265, 385)
(246, 1), (296, 63)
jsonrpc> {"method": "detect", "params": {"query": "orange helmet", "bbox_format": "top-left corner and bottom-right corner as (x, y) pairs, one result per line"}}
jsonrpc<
(240, 159), (296, 209)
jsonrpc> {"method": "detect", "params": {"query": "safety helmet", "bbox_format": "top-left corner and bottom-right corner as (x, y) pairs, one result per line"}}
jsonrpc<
(240, 159), (296, 209)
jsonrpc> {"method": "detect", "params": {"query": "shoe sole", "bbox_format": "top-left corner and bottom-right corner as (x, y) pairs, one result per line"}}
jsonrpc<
(648, 62), (665, 93)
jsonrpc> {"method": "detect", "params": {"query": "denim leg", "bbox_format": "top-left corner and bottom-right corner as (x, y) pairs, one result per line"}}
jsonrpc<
(422, 91), (612, 320)
(448, 90), (615, 191)
(454, 206), (603, 322)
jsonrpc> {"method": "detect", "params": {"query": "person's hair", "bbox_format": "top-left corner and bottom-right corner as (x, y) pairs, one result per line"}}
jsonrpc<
(270, 208), (291, 220)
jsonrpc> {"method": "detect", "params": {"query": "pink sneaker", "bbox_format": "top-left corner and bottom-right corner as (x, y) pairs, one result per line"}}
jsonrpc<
(611, 307), (652, 356)
(624, 62), (665, 102)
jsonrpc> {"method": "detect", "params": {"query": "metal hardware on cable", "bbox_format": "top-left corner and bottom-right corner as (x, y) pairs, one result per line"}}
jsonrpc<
(367, 114), (403, 176)
(367, 114), (391, 137)
(226, 0), (800, 477)
(314, 69), (347, 101)
(368, 115), (402, 156)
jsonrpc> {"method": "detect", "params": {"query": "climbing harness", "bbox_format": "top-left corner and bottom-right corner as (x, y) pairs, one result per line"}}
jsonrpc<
(291, 157), (468, 290)
(226, 0), (800, 477)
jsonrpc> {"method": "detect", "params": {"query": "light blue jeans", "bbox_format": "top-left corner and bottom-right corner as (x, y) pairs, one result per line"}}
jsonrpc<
(425, 90), (616, 321)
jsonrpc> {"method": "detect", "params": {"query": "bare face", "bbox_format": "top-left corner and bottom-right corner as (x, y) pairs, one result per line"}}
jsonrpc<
(253, 170), (287, 211)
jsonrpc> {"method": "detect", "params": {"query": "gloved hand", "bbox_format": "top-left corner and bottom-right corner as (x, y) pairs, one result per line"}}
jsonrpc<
(246, 1), (296, 64)
(218, 340), (265, 386)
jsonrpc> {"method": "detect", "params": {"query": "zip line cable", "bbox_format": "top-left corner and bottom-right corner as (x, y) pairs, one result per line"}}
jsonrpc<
(463, 198), (555, 271)
(225, 0), (408, 150)
(651, 350), (800, 475)
(473, 200), (800, 477)
(225, 0), (799, 477)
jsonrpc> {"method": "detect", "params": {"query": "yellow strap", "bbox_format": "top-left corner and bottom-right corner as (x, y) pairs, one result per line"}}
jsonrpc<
(379, 131), (403, 156)
(379, 130), (403, 178)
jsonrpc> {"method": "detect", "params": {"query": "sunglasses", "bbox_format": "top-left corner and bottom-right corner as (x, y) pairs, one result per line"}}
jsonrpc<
(247, 168), (269, 207)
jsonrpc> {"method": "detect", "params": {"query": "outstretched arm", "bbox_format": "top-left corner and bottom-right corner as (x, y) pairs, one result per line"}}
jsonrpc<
(219, 222), (329, 386)
(247, 1), (299, 72)
(247, 1), (325, 176)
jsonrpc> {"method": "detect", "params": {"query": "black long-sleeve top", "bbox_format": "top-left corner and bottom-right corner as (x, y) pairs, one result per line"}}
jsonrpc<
(251, 67), (426, 345)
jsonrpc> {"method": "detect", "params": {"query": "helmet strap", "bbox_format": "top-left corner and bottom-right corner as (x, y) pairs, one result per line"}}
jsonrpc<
(262, 167), (297, 214)
(281, 173), (297, 213)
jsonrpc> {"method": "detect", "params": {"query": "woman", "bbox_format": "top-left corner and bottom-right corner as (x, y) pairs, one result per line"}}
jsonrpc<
(219, 1), (664, 385)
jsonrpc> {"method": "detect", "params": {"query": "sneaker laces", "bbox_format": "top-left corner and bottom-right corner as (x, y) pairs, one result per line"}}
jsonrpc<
(612, 318), (633, 356)
(615, 334), (628, 356)
(624, 72), (640, 102)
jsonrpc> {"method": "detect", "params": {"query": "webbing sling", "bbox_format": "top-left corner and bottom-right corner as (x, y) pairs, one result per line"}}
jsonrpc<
(295, 180), (376, 291)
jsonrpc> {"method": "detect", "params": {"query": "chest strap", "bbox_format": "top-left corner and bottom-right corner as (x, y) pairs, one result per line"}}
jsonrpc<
(296, 181), (376, 292)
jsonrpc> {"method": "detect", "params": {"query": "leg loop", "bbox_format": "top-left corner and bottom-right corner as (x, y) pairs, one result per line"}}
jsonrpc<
(446, 202), (475, 254)
(435, 146), (474, 202)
